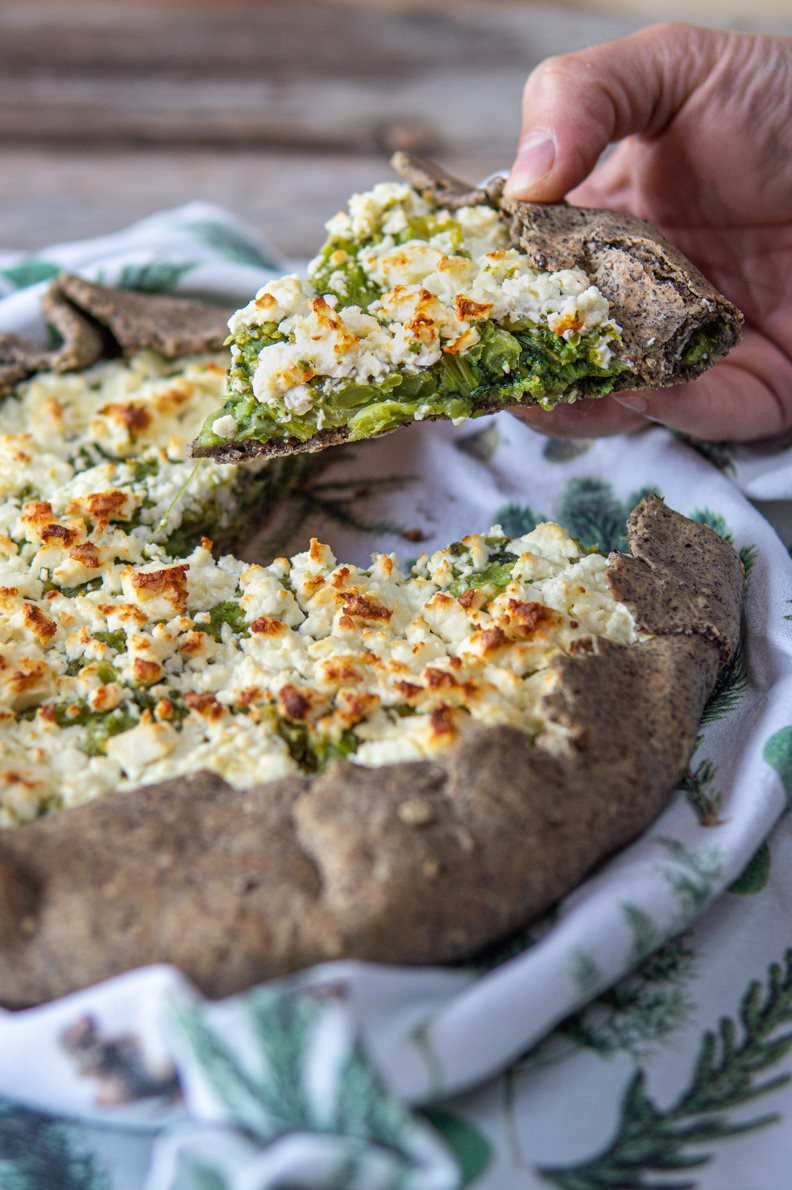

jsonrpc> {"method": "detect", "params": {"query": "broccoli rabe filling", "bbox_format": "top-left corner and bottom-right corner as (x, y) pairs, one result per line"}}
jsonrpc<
(2, 474), (641, 827)
(198, 318), (629, 449)
(680, 324), (721, 367)
(271, 714), (359, 774)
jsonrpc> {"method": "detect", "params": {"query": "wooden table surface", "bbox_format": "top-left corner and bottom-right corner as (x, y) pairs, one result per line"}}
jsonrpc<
(2, 0), (788, 262)
(0, 0), (643, 260)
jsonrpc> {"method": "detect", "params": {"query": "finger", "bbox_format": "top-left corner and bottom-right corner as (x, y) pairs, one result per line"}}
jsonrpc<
(505, 23), (720, 202)
(511, 396), (647, 438)
(614, 376), (788, 444)
(513, 332), (792, 443)
(613, 333), (792, 442)
(566, 141), (638, 210)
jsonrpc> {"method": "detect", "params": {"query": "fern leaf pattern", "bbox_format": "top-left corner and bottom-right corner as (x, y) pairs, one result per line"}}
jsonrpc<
(556, 477), (629, 553)
(540, 952), (792, 1189)
(115, 261), (195, 292)
(699, 638), (748, 728)
(678, 756), (723, 826)
(185, 220), (280, 270)
(0, 1103), (111, 1190)
(555, 478), (662, 553)
(0, 260), (61, 290)
(675, 435), (737, 475)
(560, 935), (697, 1061)
(167, 986), (462, 1187)
(493, 501), (543, 539)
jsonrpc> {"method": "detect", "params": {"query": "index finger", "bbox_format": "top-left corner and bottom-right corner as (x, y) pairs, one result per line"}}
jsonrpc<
(505, 23), (721, 202)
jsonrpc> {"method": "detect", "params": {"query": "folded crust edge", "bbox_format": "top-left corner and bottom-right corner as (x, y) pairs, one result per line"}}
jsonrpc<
(0, 496), (741, 1004)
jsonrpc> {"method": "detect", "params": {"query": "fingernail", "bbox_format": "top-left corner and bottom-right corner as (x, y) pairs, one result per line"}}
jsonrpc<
(613, 395), (650, 416)
(504, 134), (556, 197)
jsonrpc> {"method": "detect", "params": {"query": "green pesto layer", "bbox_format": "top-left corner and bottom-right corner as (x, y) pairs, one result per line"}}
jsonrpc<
(195, 318), (631, 451)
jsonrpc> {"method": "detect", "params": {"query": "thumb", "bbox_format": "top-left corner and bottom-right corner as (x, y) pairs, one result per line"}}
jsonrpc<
(505, 23), (717, 202)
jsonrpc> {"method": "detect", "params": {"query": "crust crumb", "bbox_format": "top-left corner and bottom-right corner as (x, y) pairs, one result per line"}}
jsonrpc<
(397, 798), (436, 827)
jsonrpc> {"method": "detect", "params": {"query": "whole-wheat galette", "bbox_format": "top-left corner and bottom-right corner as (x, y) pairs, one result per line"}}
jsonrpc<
(0, 252), (742, 1006)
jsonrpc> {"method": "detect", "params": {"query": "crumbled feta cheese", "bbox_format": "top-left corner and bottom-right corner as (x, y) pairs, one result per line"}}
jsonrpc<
(227, 275), (310, 335)
(281, 384), (316, 415)
(211, 414), (238, 439)
(235, 184), (620, 413)
(0, 342), (640, 830)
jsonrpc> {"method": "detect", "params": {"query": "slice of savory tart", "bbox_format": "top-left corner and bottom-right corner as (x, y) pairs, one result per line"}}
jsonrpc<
(191, 152), (742, 462)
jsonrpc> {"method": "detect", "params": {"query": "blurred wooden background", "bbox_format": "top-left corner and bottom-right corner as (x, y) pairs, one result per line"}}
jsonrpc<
(1, 0), (789, 258)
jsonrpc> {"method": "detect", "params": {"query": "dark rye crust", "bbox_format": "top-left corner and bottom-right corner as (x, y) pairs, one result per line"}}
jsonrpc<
(0, 496), (742, 1006)
(192, 152), (743, 463)
(0, 274), (231, 395)
(392, 153), (743, 389)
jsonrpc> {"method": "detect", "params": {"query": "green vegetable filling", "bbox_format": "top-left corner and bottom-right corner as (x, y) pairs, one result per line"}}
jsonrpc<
(275, 716), (359, 773)
(93, 630), (127, 653)
(195, 196), (634, 452)
(193, 600), (249, 642)
(446, 560), (516, 598)
(41, 684), (192, 757)
(681, 324), (720, 367)
(51, 703), (139, 758)
(196, 319), (631, 451)
(439, 532), (518, 600)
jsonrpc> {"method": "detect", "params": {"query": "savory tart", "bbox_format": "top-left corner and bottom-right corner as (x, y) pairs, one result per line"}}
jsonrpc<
(0, 282), (743, 1007)
(191, 152), (742, 462)
(0, 484), (646, 822)
(0, 492), (742, 1004)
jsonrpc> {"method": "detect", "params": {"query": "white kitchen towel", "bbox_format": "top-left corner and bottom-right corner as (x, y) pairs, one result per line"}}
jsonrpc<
(0, 207), (790, 1190)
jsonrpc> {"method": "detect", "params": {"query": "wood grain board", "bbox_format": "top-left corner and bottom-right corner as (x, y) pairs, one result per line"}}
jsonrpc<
(1, 0), (787, 257)
(0, 0), (639, 256)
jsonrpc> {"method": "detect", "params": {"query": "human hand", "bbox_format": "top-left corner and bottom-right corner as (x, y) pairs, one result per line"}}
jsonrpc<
(505, 23), (792, 442)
